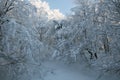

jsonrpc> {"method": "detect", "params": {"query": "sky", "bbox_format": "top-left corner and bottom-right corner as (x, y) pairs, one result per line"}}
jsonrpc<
(45, 0), (75, 15)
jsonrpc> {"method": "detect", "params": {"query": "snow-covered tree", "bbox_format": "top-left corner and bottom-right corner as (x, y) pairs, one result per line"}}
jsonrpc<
(0, 0), (46, 80)
(64, 0), (120, 74)
(0, 0), (120, 79)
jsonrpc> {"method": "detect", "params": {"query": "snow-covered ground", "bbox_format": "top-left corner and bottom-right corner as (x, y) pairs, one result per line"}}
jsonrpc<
(43, 61), (98, 80)
(41, 61), (119, 80)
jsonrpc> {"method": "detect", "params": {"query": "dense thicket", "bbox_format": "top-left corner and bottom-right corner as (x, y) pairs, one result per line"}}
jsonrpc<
(0, 0), (120, 80)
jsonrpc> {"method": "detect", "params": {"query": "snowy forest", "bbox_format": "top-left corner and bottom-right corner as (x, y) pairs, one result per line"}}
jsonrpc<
(0, 0), (120, 80)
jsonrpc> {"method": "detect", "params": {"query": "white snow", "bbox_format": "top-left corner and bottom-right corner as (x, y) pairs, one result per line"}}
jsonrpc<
(41, 61), (119, 80)
(42, 61), (99, 80)
(30, 0), (65, 20)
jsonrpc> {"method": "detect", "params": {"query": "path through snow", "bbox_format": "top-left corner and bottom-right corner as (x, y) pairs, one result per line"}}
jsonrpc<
(42, 61), (101, 80)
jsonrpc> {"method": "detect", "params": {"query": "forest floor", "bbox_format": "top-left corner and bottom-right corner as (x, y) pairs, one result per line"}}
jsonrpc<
(41, 60), (119, 80)
(40, 61), (99, 80)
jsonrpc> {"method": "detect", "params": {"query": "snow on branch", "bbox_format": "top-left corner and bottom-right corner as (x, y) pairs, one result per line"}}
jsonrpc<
(0, 0), (15, 17)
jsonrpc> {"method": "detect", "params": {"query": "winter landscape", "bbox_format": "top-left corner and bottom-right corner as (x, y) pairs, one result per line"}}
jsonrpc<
(0, 0), (120, 80)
